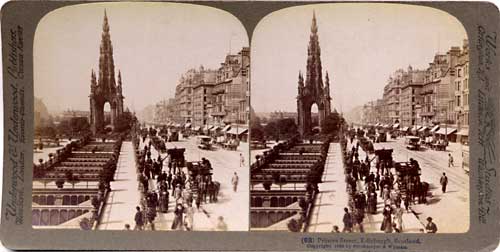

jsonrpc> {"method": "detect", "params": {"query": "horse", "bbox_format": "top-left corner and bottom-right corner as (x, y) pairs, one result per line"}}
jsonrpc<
(416, 181), (429, 204)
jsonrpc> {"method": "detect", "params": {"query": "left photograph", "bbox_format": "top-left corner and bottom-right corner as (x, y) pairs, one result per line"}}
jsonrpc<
(32, 3), (249, 231)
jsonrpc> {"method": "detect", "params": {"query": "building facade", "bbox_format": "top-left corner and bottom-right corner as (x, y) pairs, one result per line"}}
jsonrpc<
(158, 47), (250, 129)
(454, 40), (470, 143)
(360, 40), (468, 137)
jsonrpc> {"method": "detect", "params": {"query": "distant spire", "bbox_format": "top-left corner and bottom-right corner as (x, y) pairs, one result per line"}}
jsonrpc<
(325, 71), (331, 100)
(306, 11), (323, 96)
(98, 9), (116, 93)
(311, 10), (318, 34)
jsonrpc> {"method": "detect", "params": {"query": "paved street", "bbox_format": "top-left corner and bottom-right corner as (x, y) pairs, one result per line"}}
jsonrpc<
(307, 141), (424, 233)
(370, 136), (469, 233)
(97, 135), (249, 231)
(143, 135), (249, 231)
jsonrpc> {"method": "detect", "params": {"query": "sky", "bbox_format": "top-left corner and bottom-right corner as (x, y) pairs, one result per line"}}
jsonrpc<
(251, 3), (467, 114)
(34, 2), (248, 114)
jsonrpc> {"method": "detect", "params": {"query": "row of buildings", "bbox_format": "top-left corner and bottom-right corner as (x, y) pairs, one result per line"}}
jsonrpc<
(152, 47), (250, 130)
(360, 39), (469, 143)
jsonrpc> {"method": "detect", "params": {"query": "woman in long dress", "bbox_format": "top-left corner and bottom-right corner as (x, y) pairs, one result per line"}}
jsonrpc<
(184, 205), (194, 231)
(171, 203), (185, 230)
(380, 204), (393, 233)
(394, 205), (404, 232)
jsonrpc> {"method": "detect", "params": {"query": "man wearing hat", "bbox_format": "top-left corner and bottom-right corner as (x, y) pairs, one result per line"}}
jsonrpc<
(425, 217), (437, 233)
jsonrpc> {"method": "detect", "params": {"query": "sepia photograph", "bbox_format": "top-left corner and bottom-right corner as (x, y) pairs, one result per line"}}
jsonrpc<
(32, 2), (249, 231)
(250, 3), (469, 233)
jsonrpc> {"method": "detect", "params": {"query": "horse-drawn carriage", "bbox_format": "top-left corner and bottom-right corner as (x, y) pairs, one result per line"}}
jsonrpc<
(374, 149), (429, 204)
(186, 161), (220, 203)
(394, 161), (429, 204)
(151, 136), (167, 153)
(167, 148), (186, 168)
(374, 149), (394, 172)
(167, 130), (179, 142)
(359, 137), (374, 153)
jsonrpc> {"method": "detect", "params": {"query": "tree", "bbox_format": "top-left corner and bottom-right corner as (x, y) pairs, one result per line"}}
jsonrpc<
(264, 118), (298, 141)
(115, 111), (136, 133)
(57, 117), (91, 137)
(287, 218), (302, 232)
(321, 111), (343, 135)
(55, 179), (65, 189)
(35, 126), (57, 139)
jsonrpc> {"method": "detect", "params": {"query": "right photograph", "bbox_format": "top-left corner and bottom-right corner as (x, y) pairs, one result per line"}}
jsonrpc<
(250, 3), (469, 233)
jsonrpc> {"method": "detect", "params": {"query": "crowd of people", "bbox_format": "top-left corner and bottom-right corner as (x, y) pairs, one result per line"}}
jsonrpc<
(339, 129), (438, 233)
(129, 126), (232, 231)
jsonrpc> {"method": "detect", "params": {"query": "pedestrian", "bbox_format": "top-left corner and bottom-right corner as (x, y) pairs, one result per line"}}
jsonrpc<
(215, 216), (228, 231)
(404, 195), (410, 212)
(167, 171), (172, 189)
(382, 185), (390, 203)
(184, 204), (194, 231)
(394, 205), (404, 232)
(375, 172), (380, 190)
(448, 153), (454, 167)
(124, 224), (131, 230)
(134, 206), (144, 230)
(440, 173), (448, 193)
(231, 172), (239, 192)
(380, 204), (393, 233)
(332, 225), (340, 233)
(239, 153), (245, 167)
(342, 207), (353, 233)
(171, 203), (185, 230)
(425, 217), (438, 233)
(174, 184), (182, 202)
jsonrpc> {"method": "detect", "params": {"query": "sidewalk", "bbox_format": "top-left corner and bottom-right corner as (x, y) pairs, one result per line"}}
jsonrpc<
(98, 141), (141, 230)
(307, 143), (347, 232)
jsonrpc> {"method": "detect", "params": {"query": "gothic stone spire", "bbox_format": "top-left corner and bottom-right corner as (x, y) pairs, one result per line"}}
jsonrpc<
(306, 11), (323, 98)
(98, 9), (117, 94)
(325, 71), (331, 100)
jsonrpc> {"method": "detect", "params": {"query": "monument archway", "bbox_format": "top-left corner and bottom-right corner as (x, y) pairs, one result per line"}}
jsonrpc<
(89, 11), (124, 134)
(296, 13), (332, 137)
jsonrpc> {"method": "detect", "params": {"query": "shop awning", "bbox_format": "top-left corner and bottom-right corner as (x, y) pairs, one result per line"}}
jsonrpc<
(419, 126), (429, 132)
(400, 127), (409, 131)
(193, 126), (201, 131)
(392, 123), (400, 129)
(457, 129), (469, 136)
(210, 126), (220, 132)
(227, 127), (248, 135)
(430, 125), (440, 132)
(435, 128), (457, 135)
(222, 125), (231, 132)
(184, 123), (192, 128)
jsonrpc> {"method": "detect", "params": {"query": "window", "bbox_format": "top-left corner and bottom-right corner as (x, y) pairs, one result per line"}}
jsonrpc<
(464, 94), (469, 105)
(458, 69), (462, 77)
(464, 78), (468, 90)
(456, 96), (461, 107)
